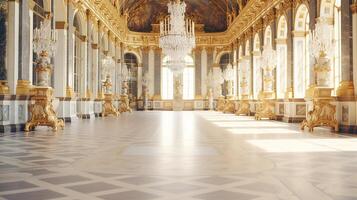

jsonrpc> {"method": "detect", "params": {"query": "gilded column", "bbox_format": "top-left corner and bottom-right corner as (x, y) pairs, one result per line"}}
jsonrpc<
(86, 11), (92, 98)
(201, 47), (208, 97)
(153, 48), (161, 99)
(137, 62), (143, 99)
(352, 2), (357, 95)
(337, 1), (355, 98)
(114, 41), (120, 96)
(148, 47), (155, 98)
(66, 5), (75, 97)
(80, 35), (87, 98)
(194, 47), (202, 99)
(6, 0), (19, 94)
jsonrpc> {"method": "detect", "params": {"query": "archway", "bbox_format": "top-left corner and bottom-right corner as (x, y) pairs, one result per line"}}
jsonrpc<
(220, 52), (232, 97)
(124, 53), (138, 100)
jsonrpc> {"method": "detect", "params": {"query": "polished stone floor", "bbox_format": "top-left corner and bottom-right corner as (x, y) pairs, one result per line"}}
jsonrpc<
(1, 111), (357, 200)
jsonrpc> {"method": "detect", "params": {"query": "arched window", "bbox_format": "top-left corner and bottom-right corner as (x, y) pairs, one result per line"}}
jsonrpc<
(244, 40), (251, 98)
(253, 33), (262, 99)
(293, 4), (310, 98)
(161, 55), (195, 100)
(124, 53), (138, 99)
(219, 53), (233, 96)
(264, 26), (272, 46)
(276, 16), (288, 99)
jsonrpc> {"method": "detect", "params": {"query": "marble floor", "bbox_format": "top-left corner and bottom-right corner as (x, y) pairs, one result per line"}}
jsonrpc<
(1, 111), (357, 200)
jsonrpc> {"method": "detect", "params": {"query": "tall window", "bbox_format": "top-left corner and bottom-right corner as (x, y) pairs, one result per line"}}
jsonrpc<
(183, 56), (195, 99)
(219, 53), (231, 96)
(124, 53), (138, 99)
(161, 66), (173, 100)
(293, 4), (310, 98)
(161, 55), (195, 100)
(276, 16), (288, 99)
(253, 34), (262, 99)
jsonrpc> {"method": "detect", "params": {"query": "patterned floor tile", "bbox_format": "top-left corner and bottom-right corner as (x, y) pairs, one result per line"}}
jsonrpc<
(1, 189), (66, 200)
(40, 175), (91, 185)
(0, 181), (38, 192)
(195, 176), (238, 185)
(66, 182), (119, 193)
(194, 190), (258, 200)
(150, 182), (204, 194)
(118, 176), (164, 185)
(98, 191), (158, 200)
(0, 112), (356, 200)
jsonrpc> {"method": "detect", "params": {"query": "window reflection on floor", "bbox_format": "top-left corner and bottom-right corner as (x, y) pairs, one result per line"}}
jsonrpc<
(198, 112), (357, 153)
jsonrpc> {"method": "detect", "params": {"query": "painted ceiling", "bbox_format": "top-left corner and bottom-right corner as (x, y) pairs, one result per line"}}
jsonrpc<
(121, 0), (241, 33)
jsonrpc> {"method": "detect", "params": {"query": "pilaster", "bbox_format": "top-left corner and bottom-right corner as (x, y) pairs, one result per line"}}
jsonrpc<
(7, 0), (19, 94)
(18, 0), (32, 83)
(54, 21), (68, 97)
(201, 48), (208, 97)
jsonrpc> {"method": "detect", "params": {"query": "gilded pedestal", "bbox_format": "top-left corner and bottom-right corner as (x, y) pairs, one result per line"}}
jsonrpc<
(236, 95), (250, 116)
(102, 93), (119, 117)
(119, 94), (132, 113)
(0, 80), (9, 94)
(301, 87), (338, 132)
(223, 96), (235, 114)
(25, 87), (64, 132)
(216, 96), (225, 112)
(255, 92), (276, 120)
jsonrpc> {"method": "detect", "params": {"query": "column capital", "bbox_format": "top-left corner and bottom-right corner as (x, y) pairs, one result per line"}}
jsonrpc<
(79, 35), (87, 42)
(91, 43), (99, 49)
(351, 3), (357, 14)
(55, 21), (68, 29)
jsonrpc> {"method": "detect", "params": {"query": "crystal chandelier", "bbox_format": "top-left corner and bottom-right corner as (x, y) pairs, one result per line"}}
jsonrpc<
(102, 56), (115, 78)
(159, 0), (195, 74)
(310, 17), (335, 59)
(33, 15), (57, 87)
(310, 17), (335, 87)
(33, 16), (57, 57)
(260, 44), (277, 93)
(223, 63), (235, 81)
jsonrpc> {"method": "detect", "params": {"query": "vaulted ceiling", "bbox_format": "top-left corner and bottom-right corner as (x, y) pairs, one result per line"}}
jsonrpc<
(120, 0), (242, 33)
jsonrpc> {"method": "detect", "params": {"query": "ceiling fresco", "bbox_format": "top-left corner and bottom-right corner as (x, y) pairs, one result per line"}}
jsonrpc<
(120, 0), (241, 33)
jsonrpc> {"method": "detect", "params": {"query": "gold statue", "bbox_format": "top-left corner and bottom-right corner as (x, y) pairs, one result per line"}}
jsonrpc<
(102, 75), (120, 117)
(119, 81), (132, 113)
